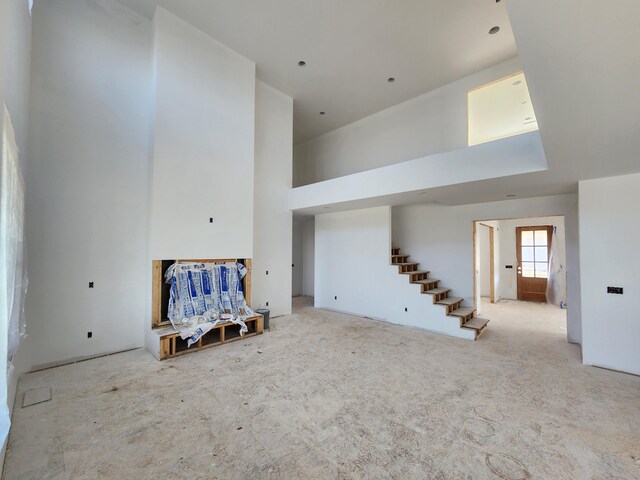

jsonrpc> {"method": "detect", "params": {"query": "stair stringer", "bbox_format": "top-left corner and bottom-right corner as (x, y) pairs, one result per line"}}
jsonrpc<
(383, 265), (476, 341)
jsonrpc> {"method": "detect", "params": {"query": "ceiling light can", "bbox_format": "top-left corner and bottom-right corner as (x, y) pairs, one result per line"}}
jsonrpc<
(489, 26), (500, 34)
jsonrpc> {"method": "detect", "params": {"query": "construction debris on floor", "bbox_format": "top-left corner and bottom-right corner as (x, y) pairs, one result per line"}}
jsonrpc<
(5, 297), (640, 479)
(165, 262), (255, 347)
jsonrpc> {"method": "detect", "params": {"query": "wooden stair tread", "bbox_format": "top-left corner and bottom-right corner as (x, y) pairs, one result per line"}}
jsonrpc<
(462, 317), (490, 330)
(449, 307), (476, 317)
(436, 297), (463, 306)
(423, 288), (450, 295)
(391, 245), (489, 340)
(413, 278), (438, 284)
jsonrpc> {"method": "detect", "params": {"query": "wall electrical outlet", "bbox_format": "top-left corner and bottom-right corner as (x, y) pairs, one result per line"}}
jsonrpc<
(607, 286), (623, 294)
(209, 217), (213, 223)
(89, 282), (94, 288)
(87, 331), (92, 338)
(334, 296), (337, 300)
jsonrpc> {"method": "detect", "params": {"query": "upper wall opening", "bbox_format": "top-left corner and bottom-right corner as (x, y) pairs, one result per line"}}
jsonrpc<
(468, 72), (538, 146)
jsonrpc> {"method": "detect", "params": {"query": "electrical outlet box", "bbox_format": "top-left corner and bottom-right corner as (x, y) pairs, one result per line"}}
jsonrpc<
(607, 286), (623, 294)
(89, 282), (94, 288)
(334, 296), (337, 300)
(505, 265), (513, 269)
(87, 332), (92, 338)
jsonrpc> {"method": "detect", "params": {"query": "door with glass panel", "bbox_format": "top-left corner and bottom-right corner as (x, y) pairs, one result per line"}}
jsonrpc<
(516, 226), (553, 302)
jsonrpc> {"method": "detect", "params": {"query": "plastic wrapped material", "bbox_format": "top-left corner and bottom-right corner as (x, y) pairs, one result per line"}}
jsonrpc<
(546, 227), (566, 308)
(1, 106), (27, 358)
(164, 262), (254, 347)
(1, 105), (28, 443)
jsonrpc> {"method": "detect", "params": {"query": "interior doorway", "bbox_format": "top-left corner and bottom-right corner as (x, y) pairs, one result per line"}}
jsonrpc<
(473, 216), (568, 330)
(516, 225), (553, 302)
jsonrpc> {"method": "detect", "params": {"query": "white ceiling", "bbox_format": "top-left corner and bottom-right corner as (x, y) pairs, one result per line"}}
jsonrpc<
(116, 0), (517, 144)
(291, 0), (640, 215)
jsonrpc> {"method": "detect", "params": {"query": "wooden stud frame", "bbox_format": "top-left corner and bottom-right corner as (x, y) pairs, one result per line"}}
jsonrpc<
(158, 315), (263, 360)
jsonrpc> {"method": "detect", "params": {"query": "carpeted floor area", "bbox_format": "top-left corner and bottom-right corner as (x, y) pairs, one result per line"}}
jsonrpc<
(4, 297), (639, 479)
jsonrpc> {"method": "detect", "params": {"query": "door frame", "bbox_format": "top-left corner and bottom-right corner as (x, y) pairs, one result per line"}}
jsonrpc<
(473, 222), (495, 308)
(516, 225), (553, 302)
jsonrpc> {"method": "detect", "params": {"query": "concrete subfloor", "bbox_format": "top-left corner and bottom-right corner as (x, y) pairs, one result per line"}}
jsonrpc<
(4, 297), (640, 479)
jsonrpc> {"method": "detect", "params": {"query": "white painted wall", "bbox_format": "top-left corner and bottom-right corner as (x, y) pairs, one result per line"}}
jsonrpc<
(291, 131), (547, 212)
(22, 0), (152, 371)
(302, 218), (315, 297)
(292, 217), (314, 298)
(496, 216), (566, 301)
(150, 7), (255, 260)
(392, 194), (581, 344)
(579, 173), (640, 375)
(252, 80), (293, 317)
(315, 207), (392, 317)
(292, 220), (303, 296)
(315, 207), (474, 340)
(294, 57), (521, 186)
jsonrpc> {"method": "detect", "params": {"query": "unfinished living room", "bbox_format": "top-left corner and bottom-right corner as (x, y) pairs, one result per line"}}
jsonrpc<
(0, 0), (639, 478)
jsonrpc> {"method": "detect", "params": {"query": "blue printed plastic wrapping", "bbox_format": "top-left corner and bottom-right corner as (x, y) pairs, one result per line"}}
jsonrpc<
(164, 262), (255, 347)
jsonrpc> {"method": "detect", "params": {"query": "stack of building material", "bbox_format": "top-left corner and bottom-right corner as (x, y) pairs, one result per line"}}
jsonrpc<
(165, 262), (255, 347)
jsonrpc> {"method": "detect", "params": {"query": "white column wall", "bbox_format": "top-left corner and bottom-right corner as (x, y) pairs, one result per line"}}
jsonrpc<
(23, 0), (152, 370)
(302, 219), (315, 297)
(292, 220), (303, 297)
(252, 81), (293, 317)
(579, 173), (640, 375)
(150, 7), (256, 260)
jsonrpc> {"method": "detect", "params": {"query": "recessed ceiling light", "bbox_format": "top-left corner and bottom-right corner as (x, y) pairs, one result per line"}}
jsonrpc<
(507, 194), (516, 198)
(319, 111), (326, 115)
(387, 77), (396, 83)
(524, 117), (532, 121)
(298, 60), (306, 67)
(512, 80), (522, 86)
(419, 192), (428, 195)
(522, 101), (527, 104)
(489, 26), (500, 34)
(323, 206), (330, 209)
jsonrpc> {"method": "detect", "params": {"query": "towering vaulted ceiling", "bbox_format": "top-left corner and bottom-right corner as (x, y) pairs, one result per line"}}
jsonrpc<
(116, 0), (517, 144)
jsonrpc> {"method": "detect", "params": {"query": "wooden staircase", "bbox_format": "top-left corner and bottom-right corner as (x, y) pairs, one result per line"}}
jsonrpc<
(391, 247), (489, 340)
